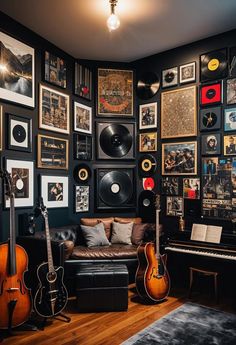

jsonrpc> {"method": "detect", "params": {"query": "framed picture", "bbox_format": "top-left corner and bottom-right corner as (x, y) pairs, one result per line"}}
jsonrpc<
(161, 177), (179, 195)
(7, 114), (32, 152)
(75, 62), (92, 100)
(139, 102), (157, 130)
(74, 102), (92, 134)
(224, 135), (236, 155)
(162, 141), (197, 175)
(0, 105), (2, 151)
(5, 159), (34, 208)
(44, 51), (66, 88)
(0, 31), (35, 108)
(161, 86), (197, 139)
(224, 107), (236, 131)
(97, 68), (133, 116)
(139, 132), (157, 152)
(179, 62), (196, 84)
(37, 134), (69, 170)
(200, 81), (223, 107)
(227, 78), (236, 105)
(75, 185), (89, 213)
(41, 175), (68, 208)
(39, 84), (70, 134)
(162, 67), (178, 88)
(74, 133), (92, 160)
(183, 178), (200, 199)
(166, 196), (184, 216)
(202, 157), (218, 175)
(229, 47), (236, 78)
(199, 107), (221, 131)
(201, 133), (221, 155)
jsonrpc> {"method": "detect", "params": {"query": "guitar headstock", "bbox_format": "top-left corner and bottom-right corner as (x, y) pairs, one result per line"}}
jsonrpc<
(37, 197), (48, 218)
(155, 194), (161, 210)
(0, 169), (14, 199)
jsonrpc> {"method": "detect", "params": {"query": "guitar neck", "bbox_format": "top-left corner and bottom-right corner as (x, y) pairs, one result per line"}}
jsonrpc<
(44, 214), (54, 273)
(156, 209), (160, 259)
(9, 193), (16, 276)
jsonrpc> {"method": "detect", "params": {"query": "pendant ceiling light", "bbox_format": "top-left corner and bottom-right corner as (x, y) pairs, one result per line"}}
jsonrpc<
(107, 0), (120, 32)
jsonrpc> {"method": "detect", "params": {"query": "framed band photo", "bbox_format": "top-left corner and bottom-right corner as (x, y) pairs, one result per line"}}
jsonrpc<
(75, 185), (89, 213)
(139, 102), (157, 130)
(224, 135), (236, 155)
(7, 113), (32, 152)
(74, 102), (92, 134)
(139, 132), (157, 152)
(41, 175), (68, 208)
(166, 196), (184, 216)
(44, 51), (67, 89)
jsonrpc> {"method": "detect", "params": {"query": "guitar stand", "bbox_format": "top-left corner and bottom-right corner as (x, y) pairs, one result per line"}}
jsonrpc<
(39, 313), (71, 330)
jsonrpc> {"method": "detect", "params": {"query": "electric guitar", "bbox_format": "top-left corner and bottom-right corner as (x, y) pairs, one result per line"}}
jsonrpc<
(34, 197), (68, 318)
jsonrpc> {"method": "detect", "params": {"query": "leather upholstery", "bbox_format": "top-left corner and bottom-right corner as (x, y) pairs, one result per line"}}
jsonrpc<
(34, 226), (77, 243)
(80, 217), (114, 239)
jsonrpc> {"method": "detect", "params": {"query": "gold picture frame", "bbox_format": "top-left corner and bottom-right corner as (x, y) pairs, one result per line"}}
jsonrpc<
(224, 135), (236, 155)
(161, 85), (197, 139)
(139, 132), (157, 152)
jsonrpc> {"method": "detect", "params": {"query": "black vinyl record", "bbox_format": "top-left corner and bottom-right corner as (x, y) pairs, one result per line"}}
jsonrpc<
(201, 49), (228, 82)
(138, 190), (156, 218)
(74, 164), (91, 183)
(138, 154), (157, 177)
(13, 124), (26, 143)
(137, 72), (160, 100)
(99, 124), (132, 158)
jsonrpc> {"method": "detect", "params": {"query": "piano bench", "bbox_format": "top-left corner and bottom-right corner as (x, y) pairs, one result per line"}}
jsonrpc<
(188, 267), (219, 303)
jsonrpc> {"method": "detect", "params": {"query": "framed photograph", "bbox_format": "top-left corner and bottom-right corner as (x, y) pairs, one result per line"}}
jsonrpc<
(183, 178), (200, 199)
(227, 78), (236, 105)
(162, 67), (178, 88)
(7, 114), (32, 152)
(0, 105), (2, 151)
(97, 68), (133, 116)
(139, 102), (157, 130)
(75, 185), (89, 213)
(201, 133), (221, 155)
(41, 175), (68, 208)
(199, 107), (221, 131)
(166, 196), (184, 216)
(224, 135), (236, 155)
(37, 134), (69, 170)
(74, 102), (92, 134)
(200, 81), (223, 107)
(39, 84), (70, 134)
(75, 62), (92, 100)
(139, 132), (157, 152)
(161, 177), (179, 195)
(179, 62), (196, 84)
(161, 86), (197, 139)
(74, 133), (92, 160)
(45, 51), (66, 88)
(0, 31), (35, 108)
(162, 141), (197, 175)
(202, 157), (218, 175)
(224, 107), (236, 131)
(5, 159), (34, 208)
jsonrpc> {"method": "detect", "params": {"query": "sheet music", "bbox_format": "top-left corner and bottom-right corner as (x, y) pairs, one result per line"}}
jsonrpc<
(205, 225), (222, 244)
(191, 224), (207, 242)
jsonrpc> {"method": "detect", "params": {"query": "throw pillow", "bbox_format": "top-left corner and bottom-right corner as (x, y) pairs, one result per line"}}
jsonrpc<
(111, 222), (133, 245)
(80, 222), (110, 247)
(131, 223), (149, 245)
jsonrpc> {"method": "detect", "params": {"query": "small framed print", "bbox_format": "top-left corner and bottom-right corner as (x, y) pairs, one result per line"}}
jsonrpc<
(5, 159), (34, 208)
(37, 134), (68, 170)
(75, 62), (92, 100)
(162, 67), (178, 88)
(161, 177), (179, 196)
(166, 196), (184, 216)
(224, 135), (236, 155)
(139, 132), (157, 152)
(200, 81), (223, 106)
(183, 178), (200, 199)
(74, 133), (92, 160)
(179, 62), (196, 84)
(7, 114), (32, 152)
(75, 185), (89, 213)
(226, 78), (236, 105)
(0, 105), (2, 151)
(44, 51), (66, 88)
(201, 133), (221, 155)
(139, 102), (157, 130)
(41, 175), (68, 208)
(74, 102), (92, 134)
(224, 107), (236, 131)
(199, 107), (221, 131)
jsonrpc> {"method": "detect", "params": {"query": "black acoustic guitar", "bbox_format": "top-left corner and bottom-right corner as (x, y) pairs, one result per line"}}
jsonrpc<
(34, 197), (68, 318)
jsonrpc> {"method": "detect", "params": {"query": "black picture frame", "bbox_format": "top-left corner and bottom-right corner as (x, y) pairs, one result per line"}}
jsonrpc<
(75, 62), (92, 100)
(7, 113), (32, 152)
(199, 107), (221, 131)
(74, 133), (92, 160)
(44, 51), (67, 89)
(161, 177), (179, 195)
(201, 133), (221, 155)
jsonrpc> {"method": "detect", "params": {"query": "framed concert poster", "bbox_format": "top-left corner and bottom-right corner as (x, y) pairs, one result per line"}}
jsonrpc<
(200, 81), (223, 107)
(75, 62), (92, 100)
(44, 51), (66, 88)
(161, 86), (197, 139)
(0, 31), (35, 108)
(166, 196), (184, 216)
(97, 68), (133, 116)
(139, 102), (157, 130)
(201, 133), (221, 156)
(139, 132), (157, 152)
(224, 107), (236, 131)
(75, 185), (89, 213)
(41, 175), (68, 208)
(37, 134), (69, 170)
(7, 114), (32, 152)
(74, 133), (92, 160)
(39, 84), (70, 134)
(179, 62), (196, 84)
(5, 159), (34, 208)
(227, 78), (236, 105)
(74, 102), (92, 134)
(162, 141), (197, 175)
(0, 105), (2, 151)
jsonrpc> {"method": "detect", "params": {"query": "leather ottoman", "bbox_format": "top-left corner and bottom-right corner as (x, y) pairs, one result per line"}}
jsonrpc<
(76, 263), (128, 312)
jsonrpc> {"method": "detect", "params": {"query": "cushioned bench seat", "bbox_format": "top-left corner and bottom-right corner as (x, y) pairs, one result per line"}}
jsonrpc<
(71, 244), (138, 260)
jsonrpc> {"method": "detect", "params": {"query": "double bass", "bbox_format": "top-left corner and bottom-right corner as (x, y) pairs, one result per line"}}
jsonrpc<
(135, 195), (170, 302)
(0, 170), (32, 330)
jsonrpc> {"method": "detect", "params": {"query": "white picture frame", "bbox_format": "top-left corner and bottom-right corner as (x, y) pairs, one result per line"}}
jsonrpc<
(139, 102), (157, 130)
(74, 102), (92, 134)
(179, 62), (196, 84)
(75, 185), (89, 213)
(41, 175), (68, 208)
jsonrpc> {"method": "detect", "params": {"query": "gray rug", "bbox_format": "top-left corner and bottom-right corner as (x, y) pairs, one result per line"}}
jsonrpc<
(122, 302), (236, 345)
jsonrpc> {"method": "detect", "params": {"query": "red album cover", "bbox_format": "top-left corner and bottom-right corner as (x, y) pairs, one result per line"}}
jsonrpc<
(200, 82), (222, 106)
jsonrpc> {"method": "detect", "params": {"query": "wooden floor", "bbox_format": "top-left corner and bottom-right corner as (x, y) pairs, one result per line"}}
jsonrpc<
(1, 285), (235, 345)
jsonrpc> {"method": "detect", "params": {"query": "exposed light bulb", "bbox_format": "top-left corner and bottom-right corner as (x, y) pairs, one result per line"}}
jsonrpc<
(107, 13), (120, 31)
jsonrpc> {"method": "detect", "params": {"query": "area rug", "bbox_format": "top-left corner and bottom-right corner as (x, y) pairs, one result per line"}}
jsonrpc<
(122, 302), (236, 344)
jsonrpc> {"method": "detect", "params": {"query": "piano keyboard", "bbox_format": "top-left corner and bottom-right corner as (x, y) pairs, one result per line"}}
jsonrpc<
(165, 246), (236, 261)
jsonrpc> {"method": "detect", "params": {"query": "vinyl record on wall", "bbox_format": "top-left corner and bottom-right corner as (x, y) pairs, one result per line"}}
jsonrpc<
(136, 72), (160, 100)
(200, 48), (228, 82)
(138, 154), (157, 177)
(138, 190), (156, 219)
(200, 81), (223, 106)
(73, 164), (91, 183)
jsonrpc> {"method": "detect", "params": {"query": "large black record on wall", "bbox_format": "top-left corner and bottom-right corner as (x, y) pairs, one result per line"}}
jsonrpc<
(138, 190), (156, 222)
(136, 72), (160, 100)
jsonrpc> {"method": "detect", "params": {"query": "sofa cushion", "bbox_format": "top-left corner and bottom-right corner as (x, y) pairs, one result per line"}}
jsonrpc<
(111, 222), (133, 245)
(131, 223), (150, 245)
(114, 217), (142, 224)
(80, 223), (110, 247)
(71, 244), (137, 260)
(80, 217), (114, 239)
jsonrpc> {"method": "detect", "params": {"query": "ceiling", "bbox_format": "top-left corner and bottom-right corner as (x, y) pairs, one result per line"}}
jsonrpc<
(1, 0), (236, 62)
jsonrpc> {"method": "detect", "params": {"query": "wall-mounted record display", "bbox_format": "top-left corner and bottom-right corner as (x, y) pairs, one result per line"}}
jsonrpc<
(138, 190), (156, 220)
(73, 164), (91, 183)
(7, 114), (32, 152)
(136, 72), (160, 100)
(229, 46), (236, 78)
(96, 167), (135, 210)
(143, 177), (155, 191)
(138, 154), (157, 177)
(199, 107), (221, 131)
(97, 122), (134, 160)
(200, 48), (228, 82)
(162, 67), (178, 88)
(200, 81), (223, 107)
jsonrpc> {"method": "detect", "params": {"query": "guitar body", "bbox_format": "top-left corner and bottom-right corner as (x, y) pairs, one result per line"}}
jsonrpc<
(34, 262), (68, 318)
(136, 242), (170, 302)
